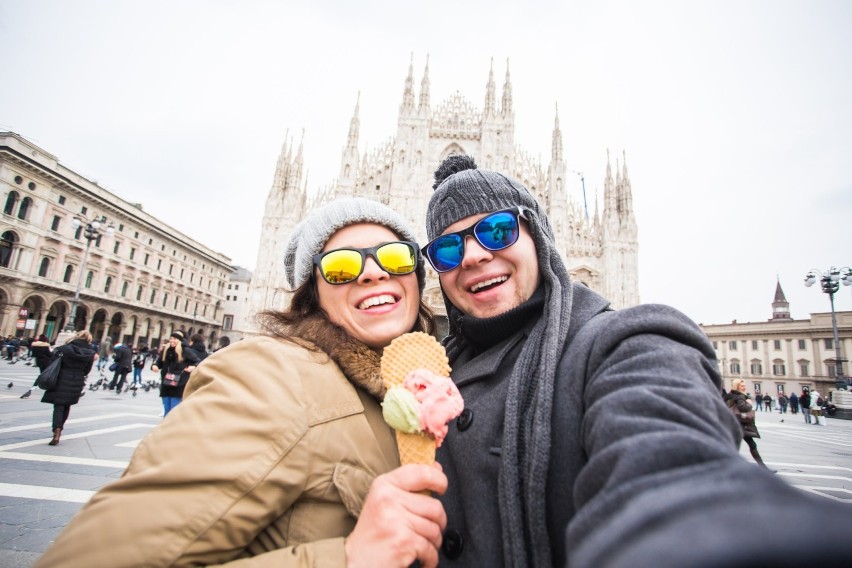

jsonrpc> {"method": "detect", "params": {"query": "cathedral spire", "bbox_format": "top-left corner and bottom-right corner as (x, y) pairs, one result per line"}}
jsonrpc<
(772, 277), (792, 320)
(551, 103), (563, 162)
(619, 150), (634, 216)
(347, 92), (360, 150)
(484, 58), (497, 117)
(339, 94), (361, 185)
(418, 55), (431, 114)
(501, 58), (513, 117)
(400, 53), (416, 115)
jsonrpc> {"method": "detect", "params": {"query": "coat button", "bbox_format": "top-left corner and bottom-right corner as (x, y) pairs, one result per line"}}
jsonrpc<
(442, 529), (464, 559)
(457, 409), (473, 431)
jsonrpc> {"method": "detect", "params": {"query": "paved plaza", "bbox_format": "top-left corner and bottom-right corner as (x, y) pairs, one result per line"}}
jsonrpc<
(1, 360), (851, 567)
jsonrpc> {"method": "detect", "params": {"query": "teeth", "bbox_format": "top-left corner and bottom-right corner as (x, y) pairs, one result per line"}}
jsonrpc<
(358, 294), (397, 310)
(470, 276), (507, 292)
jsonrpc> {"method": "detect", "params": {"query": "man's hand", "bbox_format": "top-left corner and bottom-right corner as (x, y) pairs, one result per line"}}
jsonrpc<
(345, 464), (448, 568)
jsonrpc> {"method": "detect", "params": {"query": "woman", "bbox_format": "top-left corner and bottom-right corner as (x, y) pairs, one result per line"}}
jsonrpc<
(151, 330), (200, 416)
(35, 197), (449, 568)
(41, 330), (96, 446)
(30, 334), (52, 372)
(725, 379), (768, 468)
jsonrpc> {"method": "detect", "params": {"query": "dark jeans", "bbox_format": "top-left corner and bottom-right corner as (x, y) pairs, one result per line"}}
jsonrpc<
(52, 404), (71, 430)
(109, 369), (129, 392)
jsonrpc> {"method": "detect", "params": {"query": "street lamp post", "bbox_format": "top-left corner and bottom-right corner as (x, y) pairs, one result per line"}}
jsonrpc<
(804, 266), (852, 389)
(64, 215), (115, 332)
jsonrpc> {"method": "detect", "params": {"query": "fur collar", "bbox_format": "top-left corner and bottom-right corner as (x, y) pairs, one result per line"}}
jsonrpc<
(288, 315), (385, 401)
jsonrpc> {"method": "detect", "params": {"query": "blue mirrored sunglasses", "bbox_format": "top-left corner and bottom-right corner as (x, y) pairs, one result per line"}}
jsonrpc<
(421, 207), (528, 273)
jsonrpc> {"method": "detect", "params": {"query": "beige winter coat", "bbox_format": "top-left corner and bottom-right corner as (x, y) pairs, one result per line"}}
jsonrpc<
(35, 332), (399, 567)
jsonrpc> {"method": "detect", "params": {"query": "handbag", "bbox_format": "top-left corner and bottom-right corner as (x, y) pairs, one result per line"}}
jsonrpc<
(162, 372), (179, 387)
(36, 353), (63, 391)
(109, 362), (118, 372)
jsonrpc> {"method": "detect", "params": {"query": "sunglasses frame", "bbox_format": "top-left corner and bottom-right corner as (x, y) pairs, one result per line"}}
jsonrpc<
(312, 241), (419, 285)
(421, 206), (529, 273)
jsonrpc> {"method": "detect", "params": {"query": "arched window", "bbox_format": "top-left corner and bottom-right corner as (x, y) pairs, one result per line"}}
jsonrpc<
(63, 264), (74, 283)
(121, 281), (129, 297)
(38, 257), (50, 277)
(17, 197), (33, 220)
(136, 285), (144, 301)
(85, 271), (94, 288)
(4, 191), (19, 215)
(0, 231), (17, 268)
(104, 276), (113, 294)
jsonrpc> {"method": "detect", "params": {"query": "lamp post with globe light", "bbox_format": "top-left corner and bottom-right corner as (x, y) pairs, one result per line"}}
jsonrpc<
(804, 266), (852, 389)
(63, 215), (115, 332)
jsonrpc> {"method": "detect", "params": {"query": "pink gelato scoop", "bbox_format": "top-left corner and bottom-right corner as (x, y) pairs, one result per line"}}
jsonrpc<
(403, 369), (464, 446)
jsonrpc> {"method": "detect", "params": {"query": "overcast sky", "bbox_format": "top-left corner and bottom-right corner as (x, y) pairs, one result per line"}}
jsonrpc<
(2, 0), (851, 326)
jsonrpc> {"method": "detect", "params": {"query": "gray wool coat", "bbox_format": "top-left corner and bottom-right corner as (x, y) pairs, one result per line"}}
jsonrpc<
(436, 283), (852, 567)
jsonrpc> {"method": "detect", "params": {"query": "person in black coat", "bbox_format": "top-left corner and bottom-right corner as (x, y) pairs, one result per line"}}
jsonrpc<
(108, 343), (133, 393)
(41, 330), (96, 446)
(188, 334), (209, 363)
(152, 331), (200, 417)
(30, 334), (52, 372)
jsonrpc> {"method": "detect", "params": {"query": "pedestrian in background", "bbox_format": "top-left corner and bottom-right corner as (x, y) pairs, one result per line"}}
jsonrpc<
(41, 330), (96, 446)
(108, 342), (132, 394)
(30, 334), (52, 372)
(811, 391), (824, 426)
(725, 379), (769, 469)
(778, 392), (789, 413)
(763, 393), (772, 412)
(754, 392), (764, 411)
(131, 348), (145, 387)
(188, 334), (209, 364)
(801, 389), (812, 424)
(151, 331), (200, 416)
(97, 337), (112, 372)
(789, 391), (799, 414)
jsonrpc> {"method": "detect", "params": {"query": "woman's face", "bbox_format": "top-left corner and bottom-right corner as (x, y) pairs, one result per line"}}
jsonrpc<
(316, 223), (420, 350)
(737, 382), (747, 392)
(168, 337), (179, 349)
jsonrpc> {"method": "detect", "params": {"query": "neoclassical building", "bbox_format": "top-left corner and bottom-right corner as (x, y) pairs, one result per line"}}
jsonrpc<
(219, 265), (253, 347)
(701, 279), (851, 397)
(246, 58), (639, 332)
(0, 132), (231, 349)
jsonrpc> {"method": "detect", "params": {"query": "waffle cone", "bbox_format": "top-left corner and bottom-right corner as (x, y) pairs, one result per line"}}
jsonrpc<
(381, 332), (452, 467)
(395, 431), (437, 465)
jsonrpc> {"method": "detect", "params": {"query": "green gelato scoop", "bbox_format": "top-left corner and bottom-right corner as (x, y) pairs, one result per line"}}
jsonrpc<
(382, 386), (422, 433)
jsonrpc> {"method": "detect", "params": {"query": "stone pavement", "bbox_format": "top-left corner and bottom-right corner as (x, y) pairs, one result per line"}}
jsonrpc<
(1, 359), (850, 567)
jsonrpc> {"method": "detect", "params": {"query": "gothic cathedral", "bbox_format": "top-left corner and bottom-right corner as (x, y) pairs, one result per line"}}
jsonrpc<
(246, 58), (639, 331)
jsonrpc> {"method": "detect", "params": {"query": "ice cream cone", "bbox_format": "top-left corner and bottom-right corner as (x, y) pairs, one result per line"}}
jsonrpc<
(395, 431), (437, 466)
(381, 332), (452, 469)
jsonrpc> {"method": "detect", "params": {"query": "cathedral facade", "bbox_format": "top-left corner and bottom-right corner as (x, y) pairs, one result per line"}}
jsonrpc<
(246, 58), (639, 332)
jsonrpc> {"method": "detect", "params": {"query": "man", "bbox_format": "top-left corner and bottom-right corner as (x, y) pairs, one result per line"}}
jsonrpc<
(108, 342), (132, 394)
(421, 155), (852, 567)
(97, 337), (112, 372)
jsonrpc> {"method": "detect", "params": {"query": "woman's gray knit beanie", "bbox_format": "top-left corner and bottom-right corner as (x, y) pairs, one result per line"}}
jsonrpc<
(427, 154), (573, 568)
(284, 197), (423, 290)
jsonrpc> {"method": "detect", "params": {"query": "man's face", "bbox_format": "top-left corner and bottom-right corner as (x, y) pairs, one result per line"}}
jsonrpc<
(437, 211), (541, 319)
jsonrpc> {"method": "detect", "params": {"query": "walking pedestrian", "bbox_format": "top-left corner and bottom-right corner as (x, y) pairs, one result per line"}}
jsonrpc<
(725, 379), (769, 469)
(779, 393), (789, 413)
(108, 342), (132, 393)
(40, 330), (96, 446)
(763, 393), (772, 412)
(97, 337), (112, 372)
(754, 392), (763, 411)
(789, 392), (799, 414)
(131, 348), (145, 387)
(801, 389), (812, 424)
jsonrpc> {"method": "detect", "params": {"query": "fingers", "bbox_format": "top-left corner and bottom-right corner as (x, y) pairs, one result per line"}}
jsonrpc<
(345, 466), (448, 567)
(385, 464), (448, 496)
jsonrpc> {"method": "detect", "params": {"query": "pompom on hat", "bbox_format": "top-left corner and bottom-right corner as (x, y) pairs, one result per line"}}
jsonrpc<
(284, 197), (424, 290)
